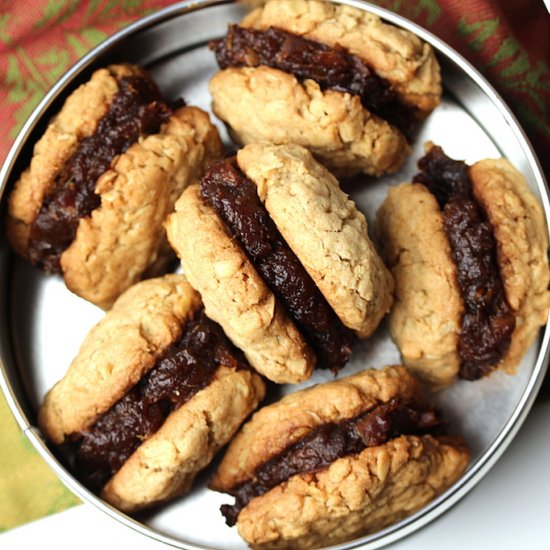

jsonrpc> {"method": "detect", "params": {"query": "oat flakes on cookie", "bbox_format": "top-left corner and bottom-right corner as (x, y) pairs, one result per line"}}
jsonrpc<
(211, 365), (470, 549)
(377, 144), (550, 388)
(166, 143), (393, 384)
(208, 0), (441, 177)
(38, 274), (265, 513)
(7, 64), (222, 309)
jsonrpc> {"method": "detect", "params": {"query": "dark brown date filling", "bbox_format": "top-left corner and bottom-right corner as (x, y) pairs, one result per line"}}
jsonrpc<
(413, 146), (515, 380)
(74, 312), (248, 494)
(210, 25), (416, 137)
(220, 397), (443, 526)
(28, 71), (183, 273)
(200, 159), (354, 372)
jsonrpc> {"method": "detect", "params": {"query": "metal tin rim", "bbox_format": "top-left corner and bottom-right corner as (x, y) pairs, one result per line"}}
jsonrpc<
(0, 1), (549, 548)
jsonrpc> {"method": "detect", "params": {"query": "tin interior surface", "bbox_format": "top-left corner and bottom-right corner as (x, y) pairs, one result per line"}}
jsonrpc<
(1, 1), (549, 549)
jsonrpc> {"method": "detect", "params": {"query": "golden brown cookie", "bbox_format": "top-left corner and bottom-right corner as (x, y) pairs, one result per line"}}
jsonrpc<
(7, 64), (131, 258)
(376, 146), (549, 387)
(470, 158), (550, 373)
(212, 366), (470, 549)
(39, 274), (265, 512)
(103, 363), (265, 512)
(209, 0), (441, 177)
(7, 64), (223, 309)
(166, 143), (393, 383)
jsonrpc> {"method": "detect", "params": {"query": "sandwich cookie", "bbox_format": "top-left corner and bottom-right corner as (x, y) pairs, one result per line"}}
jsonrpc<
(166, 143), (393, 384)
(211, 365), (470, 549)
(376, 145), (550, 388)
(38, 274), (265, 512)
(209, 0), (441, 177)
(7, 64), (222, 309)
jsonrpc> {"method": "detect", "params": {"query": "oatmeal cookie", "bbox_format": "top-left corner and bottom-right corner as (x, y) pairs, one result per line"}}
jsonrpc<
(7, 64), (222, 309)
(470, 158), (550, 373)
(103, 364), (264, 512)
(39, 274), (203, 444)
(212, 366), (469, 549)
(377, 146), (549, 386)
(376, 183), (462, 388)
(241, 0), (441, 114)
(209, 0), (440, 176)
(165, 184), (315, 384)
(237, 143), (393, 337)
(166, 144), (392, 382)
(209, 67), (409, 178)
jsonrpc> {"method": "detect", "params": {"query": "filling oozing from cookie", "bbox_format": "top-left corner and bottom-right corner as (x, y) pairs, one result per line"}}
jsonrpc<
(219, 397), (443, 526)
(413, 146), (515, 380)
(73, 311), (248, 493)
(28, 70), (184, 273)
(200, 158), (354, 372)
(209, 25), (416, 136)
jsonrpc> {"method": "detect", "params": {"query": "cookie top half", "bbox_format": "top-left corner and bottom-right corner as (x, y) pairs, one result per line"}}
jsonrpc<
(237, 143), (394, 338)
(209, 67), (409, 178)
(241, 0), (441, 115)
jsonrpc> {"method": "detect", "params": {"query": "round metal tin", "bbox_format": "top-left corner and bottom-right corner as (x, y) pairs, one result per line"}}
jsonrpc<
(1, 1), (549, 549)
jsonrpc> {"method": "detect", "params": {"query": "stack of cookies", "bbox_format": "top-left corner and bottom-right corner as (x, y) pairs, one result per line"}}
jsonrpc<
(5, 1), (549, 549)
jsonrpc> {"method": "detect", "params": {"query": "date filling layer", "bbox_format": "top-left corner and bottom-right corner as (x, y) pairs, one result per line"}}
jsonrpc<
(210, 25), (416, 136)
(413, 146), (515, 380)
(220, 397), (443, 526)
(29, 70), (183, 272)
(200, 158), (354, 372)
(74, 312), (248, 493)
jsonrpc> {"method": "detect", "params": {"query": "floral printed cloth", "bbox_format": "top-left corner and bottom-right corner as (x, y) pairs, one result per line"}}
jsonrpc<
(0, 0), (548, 533)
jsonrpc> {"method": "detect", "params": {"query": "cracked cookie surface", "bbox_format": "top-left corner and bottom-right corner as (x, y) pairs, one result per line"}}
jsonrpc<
(102, 363), (265, 512)
(61, 105), (222, 309)
(376, 183), (462, 389)
(39, 273), (265, 512)
(470, 158), (550, 373)
(241, 0), (441, 115)
(7, 64), (133, 258)
(237, 434), (469, 549)
(237, 143), (393, 337)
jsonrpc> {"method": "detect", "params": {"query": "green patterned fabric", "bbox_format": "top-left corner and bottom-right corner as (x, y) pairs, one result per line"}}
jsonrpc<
(0, 393), (80, 532)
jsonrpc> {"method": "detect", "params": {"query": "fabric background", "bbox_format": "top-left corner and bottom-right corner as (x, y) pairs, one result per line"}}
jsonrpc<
(0, 0), (548, 532)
